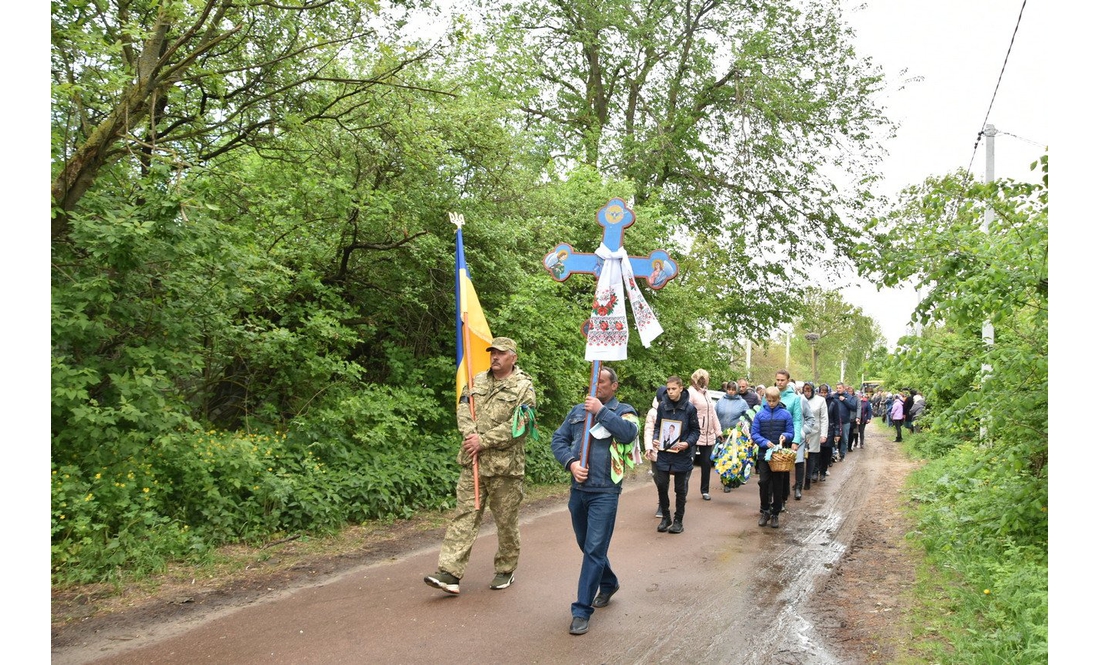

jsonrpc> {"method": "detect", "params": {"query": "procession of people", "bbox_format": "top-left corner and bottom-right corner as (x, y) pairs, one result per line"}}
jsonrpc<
(425, 336), (918, 635)
(427, 199), (928, 636)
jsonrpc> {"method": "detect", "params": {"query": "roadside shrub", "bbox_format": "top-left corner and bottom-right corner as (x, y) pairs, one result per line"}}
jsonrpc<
(50, 375), (577, 584)
(906, 441), (1048, 662)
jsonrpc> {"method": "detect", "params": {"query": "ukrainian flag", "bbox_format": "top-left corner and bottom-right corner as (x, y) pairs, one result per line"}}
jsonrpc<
(455, 222), (493, 408)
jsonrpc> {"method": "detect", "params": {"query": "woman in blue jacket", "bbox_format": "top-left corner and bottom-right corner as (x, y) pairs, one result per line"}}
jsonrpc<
(751, 386), (794, 528)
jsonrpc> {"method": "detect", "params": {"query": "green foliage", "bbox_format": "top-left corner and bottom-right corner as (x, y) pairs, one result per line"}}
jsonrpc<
(860, 156), (1048, 662)
(905, 441), (1047, 662)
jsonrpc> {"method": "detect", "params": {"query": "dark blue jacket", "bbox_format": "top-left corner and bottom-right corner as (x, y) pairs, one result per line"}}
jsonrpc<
(653, 390), (700, 473)
(835, 392), (857, 424)
(551, 397), (638, 494)
(750, 401), (794, 456)
(858, 399), (872, 422)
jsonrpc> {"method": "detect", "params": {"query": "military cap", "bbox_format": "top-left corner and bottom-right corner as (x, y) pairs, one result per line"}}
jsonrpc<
(486, 336), (518, 354)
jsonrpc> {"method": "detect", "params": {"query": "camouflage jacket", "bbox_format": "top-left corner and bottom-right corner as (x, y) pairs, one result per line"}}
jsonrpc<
(456, 366), (537, 477)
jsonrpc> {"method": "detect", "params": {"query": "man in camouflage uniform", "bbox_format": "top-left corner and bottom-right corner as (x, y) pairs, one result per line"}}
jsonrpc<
(424, 337), (537, 595)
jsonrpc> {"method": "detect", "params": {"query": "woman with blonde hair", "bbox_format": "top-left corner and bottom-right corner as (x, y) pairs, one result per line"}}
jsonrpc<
(687, 369), (723, 500)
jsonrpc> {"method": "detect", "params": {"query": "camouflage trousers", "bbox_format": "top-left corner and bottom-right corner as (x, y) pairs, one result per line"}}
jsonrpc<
(437, 469), (525, 579)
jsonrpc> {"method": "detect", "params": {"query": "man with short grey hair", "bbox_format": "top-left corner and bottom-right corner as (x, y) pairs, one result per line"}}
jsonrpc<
(552, 365), (639, 636)
(737, 377), (760, 408)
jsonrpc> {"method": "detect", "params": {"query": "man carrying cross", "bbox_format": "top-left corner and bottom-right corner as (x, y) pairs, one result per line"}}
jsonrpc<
(542, 198), (677, 635)
(550, 365), (638, 636)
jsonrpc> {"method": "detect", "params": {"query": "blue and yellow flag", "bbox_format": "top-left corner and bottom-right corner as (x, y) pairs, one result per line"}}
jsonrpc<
(454, 215), (494, 408)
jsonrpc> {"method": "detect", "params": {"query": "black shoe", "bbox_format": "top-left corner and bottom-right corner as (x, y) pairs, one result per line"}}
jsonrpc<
(668, 519), (683, 534)
(758, 511), (769, 527)
(593, 584), (619, 608)
(657, 517), (671, 532)
(770, 514), (780, 528)
(569, 616), (589, 635)
(794, 487), (802, 500)
(723, 486), (731, 493)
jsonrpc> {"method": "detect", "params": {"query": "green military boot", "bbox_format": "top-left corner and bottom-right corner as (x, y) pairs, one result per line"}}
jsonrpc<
(490, 571), (515, 590)
(424, 570), (460, 594)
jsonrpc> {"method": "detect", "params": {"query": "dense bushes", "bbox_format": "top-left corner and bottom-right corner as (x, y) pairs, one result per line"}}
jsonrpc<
(51, 371), (574, 585)
(904, 435), (1047, 663)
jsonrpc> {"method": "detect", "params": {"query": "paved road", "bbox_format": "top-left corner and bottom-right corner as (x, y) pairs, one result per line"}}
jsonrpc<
(71, 443), (877, 665)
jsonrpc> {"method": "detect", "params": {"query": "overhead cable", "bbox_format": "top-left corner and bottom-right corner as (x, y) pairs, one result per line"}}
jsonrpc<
(966, 0), (1029, 176)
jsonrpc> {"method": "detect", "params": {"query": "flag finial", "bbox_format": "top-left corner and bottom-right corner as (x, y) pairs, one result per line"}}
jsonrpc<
(449, 212), (465, 229)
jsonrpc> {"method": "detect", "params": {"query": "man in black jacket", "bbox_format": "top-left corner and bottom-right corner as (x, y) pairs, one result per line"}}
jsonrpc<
(819, 384), (841, 479)
(648, 376), (700, 534)
(903, 390), (916, 432)
(737, 378), (760, 409)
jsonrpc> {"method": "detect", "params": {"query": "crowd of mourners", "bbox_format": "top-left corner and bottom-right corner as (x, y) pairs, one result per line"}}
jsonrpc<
(642, 370), (924, 531)
(423, 336), (925, 636)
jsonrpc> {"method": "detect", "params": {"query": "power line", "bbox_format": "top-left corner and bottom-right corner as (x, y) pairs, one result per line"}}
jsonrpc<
(966, 0), (1029, 175)
(998, 130), (1046, 149)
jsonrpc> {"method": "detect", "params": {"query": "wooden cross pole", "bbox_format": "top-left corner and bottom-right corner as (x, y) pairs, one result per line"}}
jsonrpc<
(541, 198), (679, 467)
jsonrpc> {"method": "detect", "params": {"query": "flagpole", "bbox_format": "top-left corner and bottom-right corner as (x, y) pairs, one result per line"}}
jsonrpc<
(462, 312), (481, 510)
(452, 211), (486, 511)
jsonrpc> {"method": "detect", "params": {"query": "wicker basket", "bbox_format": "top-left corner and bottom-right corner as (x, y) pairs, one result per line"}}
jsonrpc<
(768, 448), (796, 472)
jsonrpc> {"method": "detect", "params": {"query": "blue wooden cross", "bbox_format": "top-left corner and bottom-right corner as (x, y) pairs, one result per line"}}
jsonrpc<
(542, 198), (679, 467)
(542, 199), (678, 290)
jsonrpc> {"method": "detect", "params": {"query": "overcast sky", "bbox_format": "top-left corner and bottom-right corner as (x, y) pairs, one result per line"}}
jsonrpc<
(840, 0), (1047, 347)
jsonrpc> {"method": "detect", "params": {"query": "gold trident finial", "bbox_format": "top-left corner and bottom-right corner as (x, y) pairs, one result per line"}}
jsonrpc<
(448, 212), (465, 229)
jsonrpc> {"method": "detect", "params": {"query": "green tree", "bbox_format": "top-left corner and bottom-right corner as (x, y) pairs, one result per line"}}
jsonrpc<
(792, 287), (884, 383)
(856, 156), (1047, 455)
(51, 0), (428, 235)
(476, 0), (892, 276)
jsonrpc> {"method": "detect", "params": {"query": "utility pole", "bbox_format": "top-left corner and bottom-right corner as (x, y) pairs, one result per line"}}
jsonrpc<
(981, 124), (997, 441)
(745, 338), (751, 382)
(805, 333), (820, 384)
(784, 328), (790, 368)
